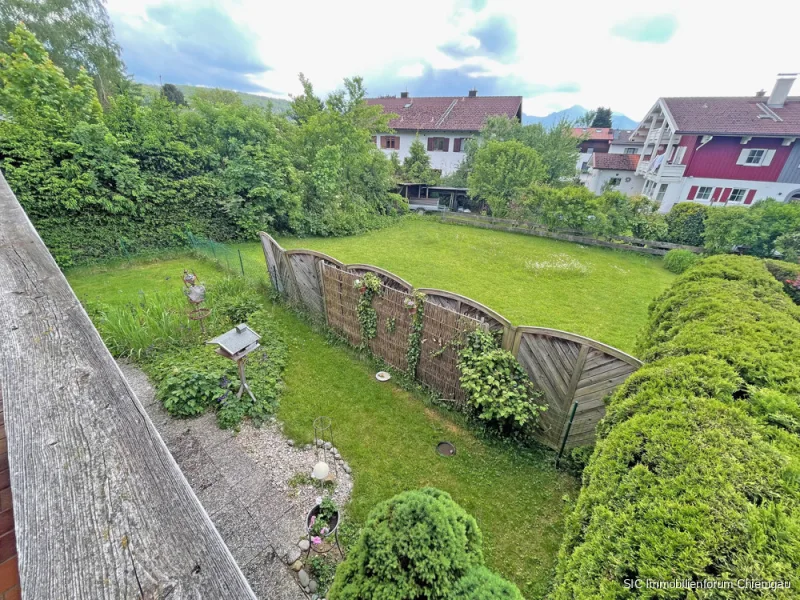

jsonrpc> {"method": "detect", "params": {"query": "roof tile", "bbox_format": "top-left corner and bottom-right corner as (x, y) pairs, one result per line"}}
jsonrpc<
(662, 96), (800, 136)
(591, 153), (640, 171)
(366, 95), (522, 132)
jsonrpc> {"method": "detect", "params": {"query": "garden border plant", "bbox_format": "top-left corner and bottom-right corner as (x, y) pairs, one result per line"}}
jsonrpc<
(353, 272), (381, 344)
(553, 255), (800, 597)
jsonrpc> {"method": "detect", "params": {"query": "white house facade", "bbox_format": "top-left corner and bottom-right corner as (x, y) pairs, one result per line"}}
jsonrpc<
(366, 92), (523, 176)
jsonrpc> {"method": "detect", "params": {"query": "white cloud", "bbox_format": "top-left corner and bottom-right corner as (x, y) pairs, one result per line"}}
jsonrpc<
(107, 0), (800, 120)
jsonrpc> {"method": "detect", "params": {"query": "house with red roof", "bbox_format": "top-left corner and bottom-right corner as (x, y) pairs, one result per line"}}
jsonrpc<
(365, 91), (522, 175)
(626, 73), (800, 211)
(585, 153), (642, 195)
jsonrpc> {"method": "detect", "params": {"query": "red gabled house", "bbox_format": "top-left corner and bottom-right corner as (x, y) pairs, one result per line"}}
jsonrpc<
(628, 73), (800, 211)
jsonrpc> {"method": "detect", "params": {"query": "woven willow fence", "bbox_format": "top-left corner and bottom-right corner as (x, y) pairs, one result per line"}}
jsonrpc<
(259, 232), (642, 450)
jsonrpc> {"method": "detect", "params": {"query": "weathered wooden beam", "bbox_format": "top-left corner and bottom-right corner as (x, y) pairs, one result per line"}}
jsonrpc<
(0, 172), (256, 599)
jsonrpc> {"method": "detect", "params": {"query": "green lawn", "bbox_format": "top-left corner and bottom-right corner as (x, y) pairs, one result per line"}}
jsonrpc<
(236, 217), (675, 354)
(67, 256), (578, 600)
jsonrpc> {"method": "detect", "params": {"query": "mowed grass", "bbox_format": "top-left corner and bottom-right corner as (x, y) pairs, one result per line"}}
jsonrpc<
(237, 217), (675, 353)
(67, 256), (578, 600)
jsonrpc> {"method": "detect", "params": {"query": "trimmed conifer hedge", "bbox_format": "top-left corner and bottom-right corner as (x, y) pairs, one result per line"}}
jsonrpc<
(552, 255), (800, 597)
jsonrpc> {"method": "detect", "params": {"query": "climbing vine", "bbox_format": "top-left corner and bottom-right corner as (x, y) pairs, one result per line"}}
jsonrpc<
(457, 329), (546, 429)
(354, 273), (382, 344)
(405, 291), (426, 375)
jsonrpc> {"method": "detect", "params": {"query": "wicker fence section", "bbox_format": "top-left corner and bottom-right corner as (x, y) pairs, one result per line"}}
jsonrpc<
(417, 302), (487, 408)
(259, 231), (642, 450)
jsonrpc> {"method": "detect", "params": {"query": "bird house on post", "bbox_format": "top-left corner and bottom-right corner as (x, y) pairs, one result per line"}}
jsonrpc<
(207, 324), (261, 402)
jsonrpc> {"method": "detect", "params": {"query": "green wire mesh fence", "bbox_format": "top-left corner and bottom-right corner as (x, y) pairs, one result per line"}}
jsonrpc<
(186, 232), (268, 286)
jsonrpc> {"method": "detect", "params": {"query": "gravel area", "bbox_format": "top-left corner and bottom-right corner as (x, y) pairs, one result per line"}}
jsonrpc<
(120, 360), (352, 599)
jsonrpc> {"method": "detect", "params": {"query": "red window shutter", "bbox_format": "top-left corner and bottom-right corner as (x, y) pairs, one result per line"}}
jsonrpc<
(380, 136), (386, 149)
(720, 188), (732, 202)
(687, 185), (698, 200)
(711, 188), (722, 202)
(427, 138), (434, 151)
(444, 138), (450, 152)
(744, 189), (756, 205)
(454, 138), (462, 153)
(393, 136), (399, 150)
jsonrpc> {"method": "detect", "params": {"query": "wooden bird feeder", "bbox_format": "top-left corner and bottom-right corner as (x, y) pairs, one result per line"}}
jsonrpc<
(206, 324), (261, 402)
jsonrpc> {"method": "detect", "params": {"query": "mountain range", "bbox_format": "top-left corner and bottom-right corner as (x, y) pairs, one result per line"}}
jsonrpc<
(522, 105), (639, 130)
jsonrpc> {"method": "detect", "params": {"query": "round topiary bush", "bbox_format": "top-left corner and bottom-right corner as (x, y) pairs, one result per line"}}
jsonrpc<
(328, 488), (484, 600)
(452, 566), (524, 599)
(663, 248), (699, 274)
(665, 202), (708, 246)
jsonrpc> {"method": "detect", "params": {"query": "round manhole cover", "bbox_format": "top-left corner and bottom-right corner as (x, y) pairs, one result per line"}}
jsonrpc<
(437, 441), (456, 457)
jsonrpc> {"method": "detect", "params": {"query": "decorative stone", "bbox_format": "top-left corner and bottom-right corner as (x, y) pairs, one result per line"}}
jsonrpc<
(304, 587), (310, 593)
(286, 547), (302, 565)
(316, 439), (323, 447)
(287, 439), (295, 447)
(331, 447), (338, 455)
(291, 560), (303, 571)
(309, 580), (318, 593)
(343, 463), (352, 474)
(298, 539), (310, 551)
(298, 569), (310, 587)
(334, 453), (341, 460)
(323, 442), (332, 450)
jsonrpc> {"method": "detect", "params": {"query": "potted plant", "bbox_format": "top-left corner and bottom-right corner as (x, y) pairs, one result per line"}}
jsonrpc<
(306, 496), (340, 547)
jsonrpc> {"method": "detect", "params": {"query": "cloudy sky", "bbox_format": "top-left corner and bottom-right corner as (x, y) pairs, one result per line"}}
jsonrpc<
(107, 0), (799, 121)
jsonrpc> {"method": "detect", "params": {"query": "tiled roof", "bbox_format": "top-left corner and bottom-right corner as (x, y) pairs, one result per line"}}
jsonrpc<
(591, 153), (640, 171)
(572, 127), (614, 140)
(662, 96), (800, 136)
(612, 129), (641, 142)
(365, 95), (522, 132)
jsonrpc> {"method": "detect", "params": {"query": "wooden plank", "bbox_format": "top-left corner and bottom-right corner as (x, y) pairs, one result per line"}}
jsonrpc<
(515, 327), (641, 367)
(0, 173), (256, 598)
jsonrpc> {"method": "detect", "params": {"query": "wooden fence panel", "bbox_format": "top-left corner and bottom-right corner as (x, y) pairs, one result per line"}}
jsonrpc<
(416, 301), (486, 408)
(321, 263), (362, 347)
(369, 286), (413, 371)
(259, 232), (284, 293)
(347, 264), (413, 293)
(417, 288), (514, 350)
(512, 327), (641, 449)
(285, 250), (342, 319)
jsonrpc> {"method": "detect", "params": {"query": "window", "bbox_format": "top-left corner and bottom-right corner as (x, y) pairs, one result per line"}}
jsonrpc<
(656, 183), (669, 202)
(696, 186), (713, 200)
(427, 137), (450, 152)
(671, 146), (686, 164)
(624, 147), (637, 155)
(737, 148), (775, 166)
(729, 188), (748, 203)
(609, 177), (622, 186)
(453, 137), (470, 152)
(643, 180), (656, 198)
(380, 135), (399, 150)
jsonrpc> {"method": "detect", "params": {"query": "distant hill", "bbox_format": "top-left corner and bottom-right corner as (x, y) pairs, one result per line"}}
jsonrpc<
(139, 83), (291, 112)
(522, 105), (639, 130)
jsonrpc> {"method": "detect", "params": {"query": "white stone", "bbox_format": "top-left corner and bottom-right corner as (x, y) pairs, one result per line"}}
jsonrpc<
(298, 539), (310, 551)
(286, 547), (302, 565)
(309, 580), (318, 593)
(298, 569), (310, 587)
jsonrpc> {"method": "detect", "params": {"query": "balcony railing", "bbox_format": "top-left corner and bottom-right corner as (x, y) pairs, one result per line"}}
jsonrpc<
(636, 160), (686, 181)
(0, 171), (257, 598)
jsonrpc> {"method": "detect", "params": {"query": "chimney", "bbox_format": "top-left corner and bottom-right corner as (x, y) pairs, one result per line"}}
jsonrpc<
(468, 89), (477, 97)
(400, 91), (409, 99)
(755, 89), (766, 98)
(767, 73), (798, 108)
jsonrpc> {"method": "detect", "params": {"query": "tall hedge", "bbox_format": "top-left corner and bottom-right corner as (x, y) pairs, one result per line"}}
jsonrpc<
(665, 202), (707, 246)
(553, 255), (800, 597)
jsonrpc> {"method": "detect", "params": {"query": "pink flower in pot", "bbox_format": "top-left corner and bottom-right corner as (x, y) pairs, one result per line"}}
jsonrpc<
(311, 536), (322, 545)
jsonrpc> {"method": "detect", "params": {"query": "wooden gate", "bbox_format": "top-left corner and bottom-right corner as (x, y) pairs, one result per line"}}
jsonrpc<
(512, 327), (641, 449)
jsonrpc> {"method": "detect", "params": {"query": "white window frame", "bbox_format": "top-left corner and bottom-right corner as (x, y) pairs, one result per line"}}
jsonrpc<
(696, 186), (713, 200)
(728, 188), (748, 203)
(737, 148), (776, 167)
(672, 146), (687, 164)
(623, 147), (637, 155)
(656, 183), (669, 202)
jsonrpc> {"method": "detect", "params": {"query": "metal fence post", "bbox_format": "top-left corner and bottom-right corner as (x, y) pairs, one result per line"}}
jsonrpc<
(555, 401), (579, 468)
(238, 249), (245, 277)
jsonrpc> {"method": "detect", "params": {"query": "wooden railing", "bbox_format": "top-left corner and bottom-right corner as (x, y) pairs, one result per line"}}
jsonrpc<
(439, 212), (703, 256)
(0, 172), (256, 598)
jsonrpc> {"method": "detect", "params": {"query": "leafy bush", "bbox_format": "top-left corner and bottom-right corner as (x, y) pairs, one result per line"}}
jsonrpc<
(775, 230), (800, 262)
(765, 259), (800, 305)
(553, 255), (800, 597)
(354, 272), (382, 343)
(458, 329), (546, 429)
(329, 488), (519, 600)
(703, 199), (800, 256)
(452, 567), (523, 599)
(216, 293), (261, 324)
(662, 248), (699, 274)
(665, 202), (707, 246)
(157, 364), (232, 417)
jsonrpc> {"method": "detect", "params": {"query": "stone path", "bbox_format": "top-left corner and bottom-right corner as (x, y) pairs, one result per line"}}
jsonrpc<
(120, 361), (352, 599)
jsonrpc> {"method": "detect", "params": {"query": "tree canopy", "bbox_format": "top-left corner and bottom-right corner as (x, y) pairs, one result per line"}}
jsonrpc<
(591, 107), (613, 128)
(160, 83), (186, 106)
(0, 24), (405, 265)
(0, 0), (126, 101)
(400, 137), (440, 185)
